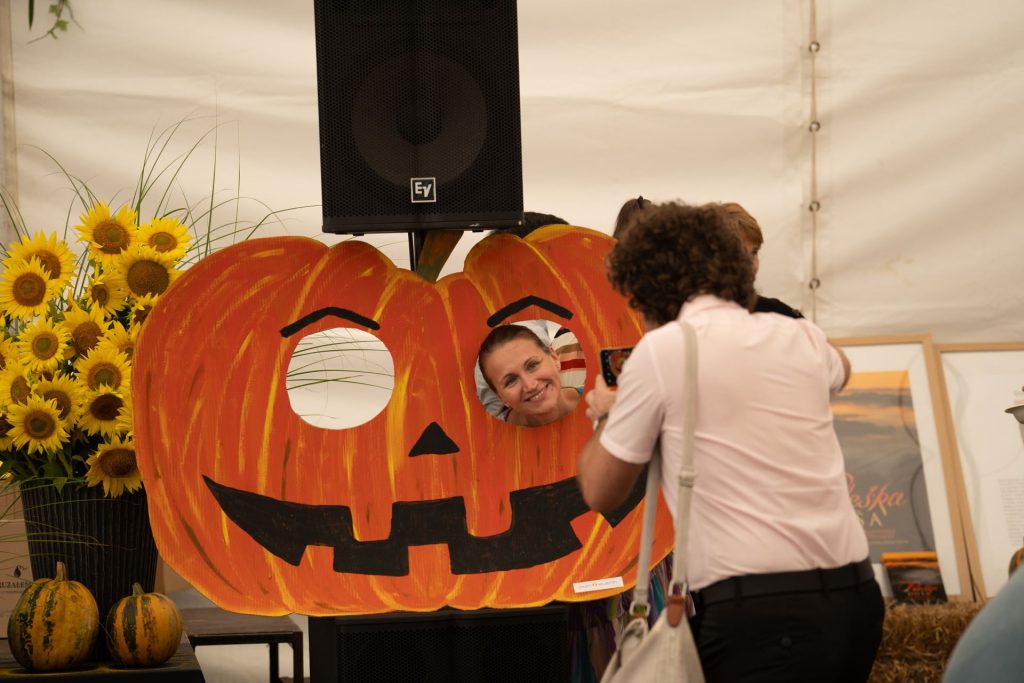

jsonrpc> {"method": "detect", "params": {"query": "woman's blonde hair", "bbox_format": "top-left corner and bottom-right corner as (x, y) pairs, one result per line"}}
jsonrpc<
(712, 202), (763, 249)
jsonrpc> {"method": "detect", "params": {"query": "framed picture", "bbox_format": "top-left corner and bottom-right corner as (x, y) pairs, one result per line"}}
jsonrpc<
(831, 335), (981, 600)
(937, 341), (1024, 597)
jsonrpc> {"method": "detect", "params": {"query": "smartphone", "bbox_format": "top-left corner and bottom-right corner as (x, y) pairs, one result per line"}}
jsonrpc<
(599, 347), (634, 387)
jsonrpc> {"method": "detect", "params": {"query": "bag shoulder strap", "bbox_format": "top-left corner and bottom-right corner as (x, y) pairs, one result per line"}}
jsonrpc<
(629, 319), (698, 614)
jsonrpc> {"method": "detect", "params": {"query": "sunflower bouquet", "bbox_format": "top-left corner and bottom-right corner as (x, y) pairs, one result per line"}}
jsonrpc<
(0, 117), (312, 500)
(0, 206), (190, 497)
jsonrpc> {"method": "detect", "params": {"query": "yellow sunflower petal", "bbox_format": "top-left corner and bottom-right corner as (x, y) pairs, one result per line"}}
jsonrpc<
(112, 246), (179, 300)
(6, 394), (69, 455)
(76, 203), (138, 265)
(4, 231), (77, 289)
(97, 321), (138, 360)
(15, 316), (71, 373)
(60, 302), (110, 358)
(0, 363), (33, 410)
(78, 387), (125, 437)
(115, 390), (133, 436)
(130, 293), (160, 327)
(0, 338), (16, 372)
(85, 435), (141, 497)
(136, 216), (191, 261)
(74, 346), (131, 393)
(85, 270), (130, 318)
(33, 373), (84, 424)
(0, 258), (62, 320)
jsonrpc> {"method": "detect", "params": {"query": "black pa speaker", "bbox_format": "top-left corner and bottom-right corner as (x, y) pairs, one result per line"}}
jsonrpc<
(313, 0), (524, 234)
(308, 605), (570, 683)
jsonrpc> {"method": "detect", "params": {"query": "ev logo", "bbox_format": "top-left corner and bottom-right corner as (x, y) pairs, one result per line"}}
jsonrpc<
(410, 177), (437, 203)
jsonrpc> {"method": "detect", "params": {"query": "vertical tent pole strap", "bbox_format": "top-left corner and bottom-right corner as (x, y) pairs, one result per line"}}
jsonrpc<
(0, 0), (20, 246)
(806, 0), (821, 321)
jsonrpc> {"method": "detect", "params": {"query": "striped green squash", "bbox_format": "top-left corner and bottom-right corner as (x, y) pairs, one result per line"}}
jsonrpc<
(105, 582), (183, 667)
(6, 560), (99, 671)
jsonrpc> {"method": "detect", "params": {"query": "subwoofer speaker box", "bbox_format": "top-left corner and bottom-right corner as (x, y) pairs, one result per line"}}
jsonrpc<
(308, 605), (570, 683)
(313, 0), (524, 234)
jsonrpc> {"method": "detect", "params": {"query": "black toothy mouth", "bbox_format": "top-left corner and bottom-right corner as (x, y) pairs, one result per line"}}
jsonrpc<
(204, 474), (644, 576)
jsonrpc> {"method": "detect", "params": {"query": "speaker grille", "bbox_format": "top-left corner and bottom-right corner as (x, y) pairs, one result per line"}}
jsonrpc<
(310, 606), (570, 683)
(314, 0), (523, 233)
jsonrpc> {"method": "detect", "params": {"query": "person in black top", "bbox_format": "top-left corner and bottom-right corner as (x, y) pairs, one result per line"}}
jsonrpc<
(713, 201), (804, 319)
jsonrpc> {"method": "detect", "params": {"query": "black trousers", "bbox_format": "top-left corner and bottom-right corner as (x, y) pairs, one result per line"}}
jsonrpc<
(689, 569), (885, 683)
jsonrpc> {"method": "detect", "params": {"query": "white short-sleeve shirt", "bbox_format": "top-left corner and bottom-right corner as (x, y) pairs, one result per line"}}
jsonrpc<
(600, 294), (868, 590)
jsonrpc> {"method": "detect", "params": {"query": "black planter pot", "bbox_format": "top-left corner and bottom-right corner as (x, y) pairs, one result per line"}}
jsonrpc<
(19, 483), (158, 659)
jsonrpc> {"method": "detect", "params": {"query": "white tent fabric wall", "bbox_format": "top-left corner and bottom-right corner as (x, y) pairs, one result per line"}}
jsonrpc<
(9, 1), (1023, 341)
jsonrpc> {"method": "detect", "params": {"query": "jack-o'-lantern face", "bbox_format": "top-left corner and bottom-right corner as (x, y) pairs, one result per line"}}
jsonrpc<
(134, 225), (672, 615)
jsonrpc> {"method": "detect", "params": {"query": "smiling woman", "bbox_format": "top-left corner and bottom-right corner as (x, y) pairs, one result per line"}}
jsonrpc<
(477, 324), (582, 427)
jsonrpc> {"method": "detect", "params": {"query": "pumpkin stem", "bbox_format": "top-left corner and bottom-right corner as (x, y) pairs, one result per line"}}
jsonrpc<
(132, 582), (144, 597)
(55, 560), (67, 581)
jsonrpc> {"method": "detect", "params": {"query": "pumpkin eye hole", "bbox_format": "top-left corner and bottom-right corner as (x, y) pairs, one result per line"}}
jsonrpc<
(476, 319), (587, 426)
(286, 327), (394, 429)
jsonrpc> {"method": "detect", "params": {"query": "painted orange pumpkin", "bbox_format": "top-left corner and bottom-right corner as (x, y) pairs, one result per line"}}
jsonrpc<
(134, 226), (672, 615)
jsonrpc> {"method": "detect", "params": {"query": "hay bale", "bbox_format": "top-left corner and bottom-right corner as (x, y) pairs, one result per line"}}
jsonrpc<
(868, 600), (984, 683)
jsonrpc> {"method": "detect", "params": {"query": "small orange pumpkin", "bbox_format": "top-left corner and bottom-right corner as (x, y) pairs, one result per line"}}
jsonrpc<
(134, 226), (673, 615)
(7, 560), (99, 671)
(106, 582), (183, 667)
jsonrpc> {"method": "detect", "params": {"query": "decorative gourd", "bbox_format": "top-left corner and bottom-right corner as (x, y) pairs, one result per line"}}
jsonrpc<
(134, 227), (673, 615)
(106, 582), (183, 667)
(6, 560), (99, 671)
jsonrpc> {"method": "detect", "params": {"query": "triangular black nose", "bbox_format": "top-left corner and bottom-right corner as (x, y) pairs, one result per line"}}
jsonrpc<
(408, 422), (460, 457)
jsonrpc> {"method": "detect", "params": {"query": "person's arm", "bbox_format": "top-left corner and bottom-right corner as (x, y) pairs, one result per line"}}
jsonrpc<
(830, 342), (851, 390)
(577, 420), (645, 513)
(577, 364), (655, 512)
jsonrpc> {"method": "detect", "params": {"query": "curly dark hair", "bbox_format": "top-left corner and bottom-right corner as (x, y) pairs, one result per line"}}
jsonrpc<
(606, 202), (756, 326)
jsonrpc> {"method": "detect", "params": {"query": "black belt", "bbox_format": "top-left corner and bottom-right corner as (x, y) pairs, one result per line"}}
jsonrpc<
(692, 558), (874, 609)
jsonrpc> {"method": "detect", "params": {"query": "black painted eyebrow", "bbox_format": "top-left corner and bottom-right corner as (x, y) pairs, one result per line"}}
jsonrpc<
(486, 296), (574, 328)
(280, 307), (380, 338)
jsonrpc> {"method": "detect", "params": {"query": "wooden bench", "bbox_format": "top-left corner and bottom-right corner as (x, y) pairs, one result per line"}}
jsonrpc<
(179, 606), (303, 683)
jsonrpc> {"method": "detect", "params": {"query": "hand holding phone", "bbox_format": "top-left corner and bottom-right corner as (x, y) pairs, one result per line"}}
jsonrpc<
(599, 347), (634, 387)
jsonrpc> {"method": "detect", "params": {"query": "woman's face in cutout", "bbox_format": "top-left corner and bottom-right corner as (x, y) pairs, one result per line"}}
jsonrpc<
(482, 338), (563, 419)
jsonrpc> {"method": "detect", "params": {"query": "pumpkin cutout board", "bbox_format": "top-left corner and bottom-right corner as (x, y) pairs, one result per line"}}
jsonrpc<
(133, 225), (673, 615)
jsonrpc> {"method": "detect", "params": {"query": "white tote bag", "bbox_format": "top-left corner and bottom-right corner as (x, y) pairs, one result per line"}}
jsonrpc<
(600, 320), (705, 683)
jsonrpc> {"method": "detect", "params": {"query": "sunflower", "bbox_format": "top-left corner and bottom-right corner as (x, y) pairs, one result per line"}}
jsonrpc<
(79, 387), (125, 436)
(85, 435), (141, 497)
(33, 373), (84, 423)
(75, 346), (131, 393)
(76, 203), (138, 264)
(0, 363), (32, 409)
(15, 317), (71, 373)
(0, 416), (13, 450)
(6, 395), (69, 455)
(130, 293), (159, 327)
(4, 231), (77, 289)
(97, 321), (138, 360)
(115, 390), (133, 436)
(112, 246), (179, 300)
(0, 258), (61, 320)
(136, 216), (191, 260)
(0, 338), (16, 371)
(84, 270), (129, 317)
(61, 302), (109, 357)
